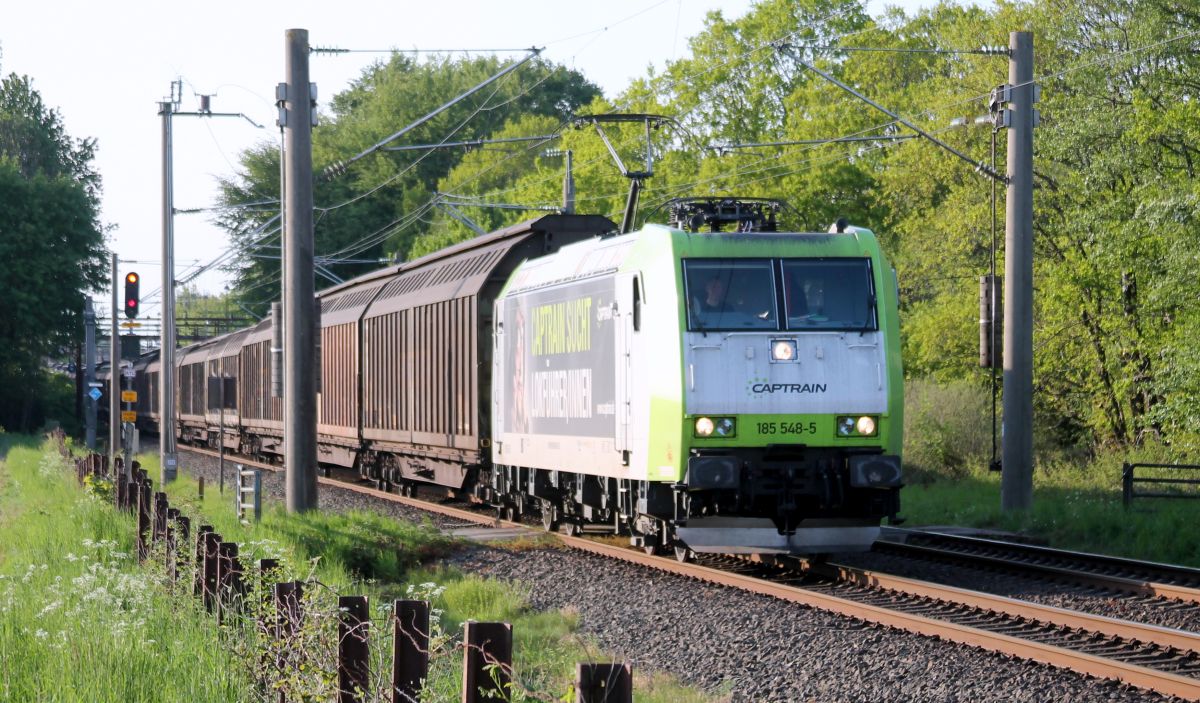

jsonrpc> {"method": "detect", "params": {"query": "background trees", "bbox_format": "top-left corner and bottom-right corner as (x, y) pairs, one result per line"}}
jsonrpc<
(0, 71), (108, 431)
(212, 0), (1200, 459)
(217, 55), (600, 316)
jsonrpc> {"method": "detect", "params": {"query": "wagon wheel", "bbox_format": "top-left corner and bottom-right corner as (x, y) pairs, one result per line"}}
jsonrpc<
(641, 531), (664, 556)
(674, 544), (693, 563)
(540, 501), (559, 532)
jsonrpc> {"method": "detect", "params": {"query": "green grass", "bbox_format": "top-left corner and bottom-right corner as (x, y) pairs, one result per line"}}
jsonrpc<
(900, 376), (1200, 567)
(0, 440), (252, 701)
(0, 442), (713, 702)
(902, 453), (1200, 567)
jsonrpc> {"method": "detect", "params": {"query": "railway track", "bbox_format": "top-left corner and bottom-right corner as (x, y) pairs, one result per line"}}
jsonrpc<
(180, 446), (1200, 700)
(879, 528), (1200, 605)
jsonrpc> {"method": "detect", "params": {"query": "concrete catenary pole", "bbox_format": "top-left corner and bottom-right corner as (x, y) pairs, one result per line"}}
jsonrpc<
(84, 298), (96, 449)
(109, 253), (121, 473)
(282, 28), (318, 512)
(1002, 31), (1035, 511)
(160, 98), (179, 484)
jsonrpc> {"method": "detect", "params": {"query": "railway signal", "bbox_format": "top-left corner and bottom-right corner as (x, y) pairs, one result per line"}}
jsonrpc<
(124, 272), (140, 318)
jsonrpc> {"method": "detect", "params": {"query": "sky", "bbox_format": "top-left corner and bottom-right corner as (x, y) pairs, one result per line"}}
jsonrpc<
(2, 0), (948, 321)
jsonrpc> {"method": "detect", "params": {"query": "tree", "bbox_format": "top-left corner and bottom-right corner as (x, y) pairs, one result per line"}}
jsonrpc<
(217, 54), (599, 315)
(0, 70), (108, 430)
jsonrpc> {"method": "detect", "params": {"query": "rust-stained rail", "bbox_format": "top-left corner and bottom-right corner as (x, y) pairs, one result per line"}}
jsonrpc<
(179, 447), (1200, 701)
(559, 537), (1200, 701)
(811, 559), (1200, 656)
(880, 528), (1200, 605)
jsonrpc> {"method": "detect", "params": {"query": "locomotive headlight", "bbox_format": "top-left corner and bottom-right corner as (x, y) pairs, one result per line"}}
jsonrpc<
(695, 417), (715, 437)
(836, 415), (879, 437)
(770, 339), (798, 362)
(715, 417), (736, 437)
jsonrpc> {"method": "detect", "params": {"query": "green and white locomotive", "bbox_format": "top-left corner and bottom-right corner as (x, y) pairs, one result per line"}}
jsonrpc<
(490, 199), (903, 557)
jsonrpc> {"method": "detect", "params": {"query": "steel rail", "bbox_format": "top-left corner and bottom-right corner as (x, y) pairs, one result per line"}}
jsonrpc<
(880, 528), (1200, 605)
(178, 447), (1200, 700)
(811, 560), (1200, 655)
(558, 536), (1200, 701)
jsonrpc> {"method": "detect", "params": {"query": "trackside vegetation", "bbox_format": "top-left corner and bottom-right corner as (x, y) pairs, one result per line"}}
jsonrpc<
(0, 436), (711, 702)
(0, 436), (249, 701)
(901, 379), (1200, 567)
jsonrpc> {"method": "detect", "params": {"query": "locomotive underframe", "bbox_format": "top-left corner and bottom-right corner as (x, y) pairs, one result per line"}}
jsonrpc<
(475, 443), (899, 554)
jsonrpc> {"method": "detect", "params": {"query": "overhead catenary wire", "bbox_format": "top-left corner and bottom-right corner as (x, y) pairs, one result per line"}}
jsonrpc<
(407, 3), (877, 214)
(312, 46), (537, 55)
(201, 5), (1195, 304)
(171, 50), (550, 293)
(321, 48), (543, 180)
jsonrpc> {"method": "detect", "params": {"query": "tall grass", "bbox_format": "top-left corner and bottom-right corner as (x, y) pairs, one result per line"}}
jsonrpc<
(0, 442), (252, 701)
(1, 443), (712, 702)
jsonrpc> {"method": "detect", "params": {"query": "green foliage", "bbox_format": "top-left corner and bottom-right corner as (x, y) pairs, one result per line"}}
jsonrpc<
(210, 0), (1200, 456)
(0, 69), (107, 432)
(82, 472), (113, 502)
(903, 377), (993, 479)
(125, 453), (711, 701)
(0, 443), (253, 701)
(903, 442), (1200, 567)
(218, 56), (600, 315)
(175, 285), (256, 339)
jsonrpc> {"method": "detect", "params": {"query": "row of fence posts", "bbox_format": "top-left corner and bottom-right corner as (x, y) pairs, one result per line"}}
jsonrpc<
(72, 453), (633, 703)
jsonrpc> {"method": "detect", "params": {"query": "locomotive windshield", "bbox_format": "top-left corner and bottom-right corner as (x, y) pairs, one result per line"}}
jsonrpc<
(684, 259), (778, 331)
(782, 259), (876, 331)
(684, 257), (876, 332)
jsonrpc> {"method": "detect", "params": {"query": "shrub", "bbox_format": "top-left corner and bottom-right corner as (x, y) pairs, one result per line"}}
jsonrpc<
(903, 376), (993, 479)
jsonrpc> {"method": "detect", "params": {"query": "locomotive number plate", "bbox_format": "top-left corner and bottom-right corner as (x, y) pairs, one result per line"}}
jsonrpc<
(756, 420), (818, 435)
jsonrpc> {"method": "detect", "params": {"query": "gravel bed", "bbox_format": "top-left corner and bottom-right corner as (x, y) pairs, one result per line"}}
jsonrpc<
(170, 449), (1181, 700)
(449, 545), (1179, 703)
(175, 448), (478, 531)
(834, 549), (1200, 634)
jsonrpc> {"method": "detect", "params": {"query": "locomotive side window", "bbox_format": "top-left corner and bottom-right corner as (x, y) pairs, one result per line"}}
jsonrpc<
(683, 259), (777, 331)
(782, 258), (876, 331)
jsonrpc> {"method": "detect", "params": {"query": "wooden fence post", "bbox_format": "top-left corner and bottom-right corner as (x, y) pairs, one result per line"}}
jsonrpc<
(392, 600), (430, 703)
(338, 596), (370, 703)
(462, 622), (512, 703)
(202, 531), (222, 613)
(164, 507), (179, 577)
(194, 525), (213, 596)
(136, 482), (151, 562)
(575, 663), (633, 703)
(152, 492), (168, 543)
(257, 559), (280, 626)
(217, 542), (243, 625)
(115, 472), (127, 511)
(171, 512), (189, 585)
(273, 581), (304, 703)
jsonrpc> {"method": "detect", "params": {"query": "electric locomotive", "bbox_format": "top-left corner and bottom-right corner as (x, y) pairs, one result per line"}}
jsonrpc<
(490, 199), (902, 555)
(154, 199), (901, 557)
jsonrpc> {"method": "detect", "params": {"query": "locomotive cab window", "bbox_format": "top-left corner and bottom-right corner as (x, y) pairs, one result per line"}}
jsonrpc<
(684, 259), (777, 331)
(782, 258), (877, 331)
(684, 257), (877, 332)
